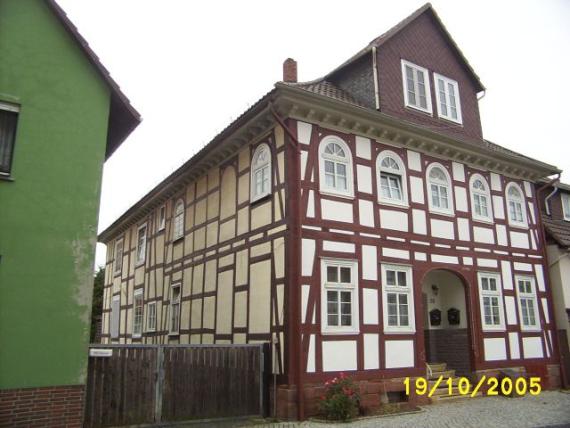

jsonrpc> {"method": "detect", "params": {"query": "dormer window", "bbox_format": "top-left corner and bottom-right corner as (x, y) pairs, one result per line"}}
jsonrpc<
(401, 60), (432, 114)
(434, 73), (462, 124)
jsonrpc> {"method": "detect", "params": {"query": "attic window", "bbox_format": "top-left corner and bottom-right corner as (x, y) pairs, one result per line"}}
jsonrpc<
(434, 73), (462, 124)
(401, 60), (432, 114)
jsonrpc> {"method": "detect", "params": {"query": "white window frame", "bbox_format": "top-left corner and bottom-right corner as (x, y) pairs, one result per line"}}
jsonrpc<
(381, 263), (415, 334)
(250, 143), (272, 203)
(469, 174), (493, 223)
(506, 182), (528, 228)
(172, 199), (185, 241)
(146, 301), (157, 332)
(0, 101), (20, 176)
(433, 73), (462, 124)
(132, 289), (144, 338)
(135, 223), (147, 266)
(515, 275), (540, 332)
(114, 238), (124, 275)
(562, 193), (570, 221)
(320, 258), (359, 334)
(169, 283), (181, 335)
(426, 163), (454, 215)
(158, 205), (166, 231)
(401, 60), (432, 114)
(477, 272), (505, 331)
(110, 295), (120, 339)
(318, 136), (354, 198)
(376, 150), (408, 207)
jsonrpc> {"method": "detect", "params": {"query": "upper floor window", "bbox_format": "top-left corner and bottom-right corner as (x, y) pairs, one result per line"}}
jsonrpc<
(0, 102), (19, 176)
(132, 289), (143, 338)
(470, 174), (493, 222)
(173, 199), (185, 240)
(506, 183), (527, 227)
(169, 283), (181, 335)
(427, 164), (453, 215)
(562, 193), (570, 221)
(401, 60), (432, 114)
(319, 136), (353, 197)
(321, 259), (359, 334)
(434, 73), (462, 124)
(377, 151), (408, 206)
(158, 205), (166, 231)
(381, 264), (415, 333)
(114, 238), (124, 275)
(136, 223), (147, 265)
(146, 301), (157, 332)
(251, 143), (272, 202)
(477, 272), (505, 331)
(516, 276), (540, 331)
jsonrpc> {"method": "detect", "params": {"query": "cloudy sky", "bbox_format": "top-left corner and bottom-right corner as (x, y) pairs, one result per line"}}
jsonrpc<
(55, 0), (570, 268)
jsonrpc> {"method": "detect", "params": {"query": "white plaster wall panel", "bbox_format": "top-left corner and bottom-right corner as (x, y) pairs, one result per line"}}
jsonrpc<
(379, 209), (408, 232)
(358, 200), (375, 227)
(541, 298), (550, 323)
(431, 219), (454, 240)
(407, 150), (421, 171)
(364, 334), (380, 370)
(484, 338), (507, 361)
(493, 196), (505, 219)
(362, 245), (378, 280)
(432, 254), (459, 264)
(457, 218), (471, 241)
(322, 199), (353, 223)
(501, 261), (514, 290)
(490, 173), (502, 191)
(297, 121), (312, 145)
(473, 226), (495, 244)
(355, 136), (371, 160)
(509, 332), (520, 359)
(307, 190), (315, 218)
(528, 202), (536, 224)
(496, 224), (508, 246)
(385, 340), (414, 368)
(454, 186), (468, 212)
(357, 165), (373, 194)
(410, 176), (425, 204)
(249, 261), (271, 334)
(322, 341), (357, 371)
(323, 241), (355, 253)
(524, 181), (533, 198)
(505, 296), (518, 325)
(530, 232), (537, 250)
(534, 264), (546, 292)
(510, 231), (529, 249)
(382, 248), (410, 260)
(452, 162), (465, 182)
(412, 209), (427, 235)
(301, 239), (315, 276)
(363, 288), (379, 324)
(514, 262), (532, 272)
(522, 337), (543, 359)
(300, 150), (308, 180)
(415, 252), (427, 261)
(301, 284), (310, 323)
(307, 335), (316, 372)
(462, 257), (473, 266)
(477, 258), (498, 268)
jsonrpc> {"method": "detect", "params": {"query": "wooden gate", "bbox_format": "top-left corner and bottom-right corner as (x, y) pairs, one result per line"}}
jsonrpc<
(84, 344), (269, 427)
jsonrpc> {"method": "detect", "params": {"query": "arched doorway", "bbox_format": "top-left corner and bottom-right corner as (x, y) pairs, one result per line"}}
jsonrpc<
(422, 269), (472, 377)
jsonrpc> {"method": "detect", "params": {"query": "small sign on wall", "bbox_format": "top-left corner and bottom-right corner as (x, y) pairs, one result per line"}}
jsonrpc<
(89, 348), (113, 358)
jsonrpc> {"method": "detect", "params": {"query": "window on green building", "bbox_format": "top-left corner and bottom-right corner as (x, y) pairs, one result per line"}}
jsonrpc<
(0, 102), (19, 176)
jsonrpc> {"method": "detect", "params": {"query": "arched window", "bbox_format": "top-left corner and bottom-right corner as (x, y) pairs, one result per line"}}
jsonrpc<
(250, 143), (271, 202)
(376, 151), (407, 205)
(319, 136), (353, 196)
(506, 183), (527, 226)
(173, 199), (185, 240)
(470, 174), (493, 221)
(427, 163), (453, 214)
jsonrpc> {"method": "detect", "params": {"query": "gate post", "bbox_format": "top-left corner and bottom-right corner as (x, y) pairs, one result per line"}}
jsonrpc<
(261, 343), (271, 417)
(154, 345), (165, 423)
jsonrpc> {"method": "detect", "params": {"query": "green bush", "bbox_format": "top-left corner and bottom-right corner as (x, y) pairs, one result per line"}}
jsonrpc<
(318, 373), (360, 421)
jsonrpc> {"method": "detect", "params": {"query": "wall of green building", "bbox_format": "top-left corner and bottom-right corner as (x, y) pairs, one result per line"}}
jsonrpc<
(0, 0), (111, 389)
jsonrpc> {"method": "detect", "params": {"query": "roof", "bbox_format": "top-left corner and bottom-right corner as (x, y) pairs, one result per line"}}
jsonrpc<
(543, 218), (570, 248)
(44, 0), (141, 158)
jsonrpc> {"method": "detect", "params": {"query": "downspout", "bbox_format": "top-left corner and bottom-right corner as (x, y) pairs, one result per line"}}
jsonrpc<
(372, 46), (380, 110)
(269, 102), (304, 420)
(544, 184), (559, 216)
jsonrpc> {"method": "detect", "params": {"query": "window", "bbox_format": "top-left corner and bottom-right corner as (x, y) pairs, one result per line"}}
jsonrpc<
(136, 224), (147, 265)
(381, 264), (415, 333)
(251, 143), (272, 202)
(319, 136), (353, 197)
(427, 164), (453, 214)
(173, 199), (184, 240)
(477, 272), (505, 331)
(377, 151), (408, 206)
(0, 102), (19, 176)
(158, 205), (166, 231)
(470, 174), (493, 222)
(170, 283), (181, 335)
(110, 295), (120, 339)
(132, 289), (143, 338)
(562, 193), (570, 221)
(433, 73), (462, 123)
(114, 239), (123, 275)
(146, 301), (157, 332)
(401, 60), (432, 114)
(516, 276), (540, 331)
(506, 183), (527, 227)
(321, 259), (359, 333)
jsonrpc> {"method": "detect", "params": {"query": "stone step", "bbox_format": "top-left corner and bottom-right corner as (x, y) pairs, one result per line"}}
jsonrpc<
(428, 369), (455, 380)
(426, 362), (447, 372)
(429, 377), (461, 388)
(431, 391), (483, 403)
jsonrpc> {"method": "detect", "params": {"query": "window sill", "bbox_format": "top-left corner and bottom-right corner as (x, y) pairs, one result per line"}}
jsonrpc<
(172, 235), (184, 244)
(168, 332), (180, 337)
(520, 326), (541, 333)
(132, 334), (142, 339)
(0, 174), (14, 182)
(135, 260), (145, 268)
(404, 104), (433, 116)
(428, 208), (455, 218)
(321, 329), (360, 336)
(383, 328), (416, 335)
(437, 114), (463, 126)
(319, 190), (355, 200)
(481, 325), (506, 333)
(250, 192), (272, 206)
(113, 271), (122, 278)
(472, 217), (495, 226)
(378, 199), (409, 209)
(508, 221), (529, 230)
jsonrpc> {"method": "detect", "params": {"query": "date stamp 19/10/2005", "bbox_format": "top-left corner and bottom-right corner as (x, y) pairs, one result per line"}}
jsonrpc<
(404, 376), (541, 398)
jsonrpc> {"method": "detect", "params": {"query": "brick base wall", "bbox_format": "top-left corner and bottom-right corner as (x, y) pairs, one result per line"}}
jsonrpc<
(0, 384), (85, 427)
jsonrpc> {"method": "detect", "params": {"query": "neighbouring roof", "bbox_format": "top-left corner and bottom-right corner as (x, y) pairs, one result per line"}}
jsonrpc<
(283, 80), (365, 107)
(543, 218), (570, 248)
(45, 0), (141, 159)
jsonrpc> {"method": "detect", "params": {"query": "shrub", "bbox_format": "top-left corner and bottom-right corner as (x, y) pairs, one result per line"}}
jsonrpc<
(318, 373), (360, 421)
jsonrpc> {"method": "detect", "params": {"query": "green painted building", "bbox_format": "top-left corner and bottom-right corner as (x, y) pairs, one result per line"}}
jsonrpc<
(0, 1), (140, 425)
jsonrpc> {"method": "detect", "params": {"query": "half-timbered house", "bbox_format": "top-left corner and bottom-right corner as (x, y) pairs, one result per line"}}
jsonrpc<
(98, 3), (563, 419)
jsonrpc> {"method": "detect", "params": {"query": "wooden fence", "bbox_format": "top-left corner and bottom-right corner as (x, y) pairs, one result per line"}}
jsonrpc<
(84, 344), (270, 427)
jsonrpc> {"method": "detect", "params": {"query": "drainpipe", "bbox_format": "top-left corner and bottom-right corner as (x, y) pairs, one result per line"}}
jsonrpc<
(269, 102), (304, 420)
(544, 184), (559, 216)
(372, 46), (380, 110)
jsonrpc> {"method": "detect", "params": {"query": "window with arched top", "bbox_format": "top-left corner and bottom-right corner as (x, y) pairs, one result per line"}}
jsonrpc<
(470, 174), (493, 222)
(173, 199), (185, 240)
(506, 183), (527, 227)
(319, 136), (353, 197)
(427, 164), (453, 214)
(250, 143), (272, 202)
(376, 151), (408, 205)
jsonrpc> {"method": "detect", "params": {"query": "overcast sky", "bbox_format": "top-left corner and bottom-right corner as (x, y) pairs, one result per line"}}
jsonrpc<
(55, 0), (570, 269)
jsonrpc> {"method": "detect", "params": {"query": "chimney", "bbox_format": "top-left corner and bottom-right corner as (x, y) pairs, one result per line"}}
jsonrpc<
(283, 58), (297, 83)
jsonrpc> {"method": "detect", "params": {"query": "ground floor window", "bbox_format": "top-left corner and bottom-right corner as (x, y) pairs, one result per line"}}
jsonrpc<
(381, 264), (415, 333)
(147, 301), (157, 332)
(170, 283), (181, 335)
(477, 272), (505, 331)
(321, 258), (359, 334)
(516, 276), (540, 331)
(132, 289), (143, 338)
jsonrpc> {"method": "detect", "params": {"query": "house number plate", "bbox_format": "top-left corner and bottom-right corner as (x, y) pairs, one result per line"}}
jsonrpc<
(89, 349), (113, 357)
